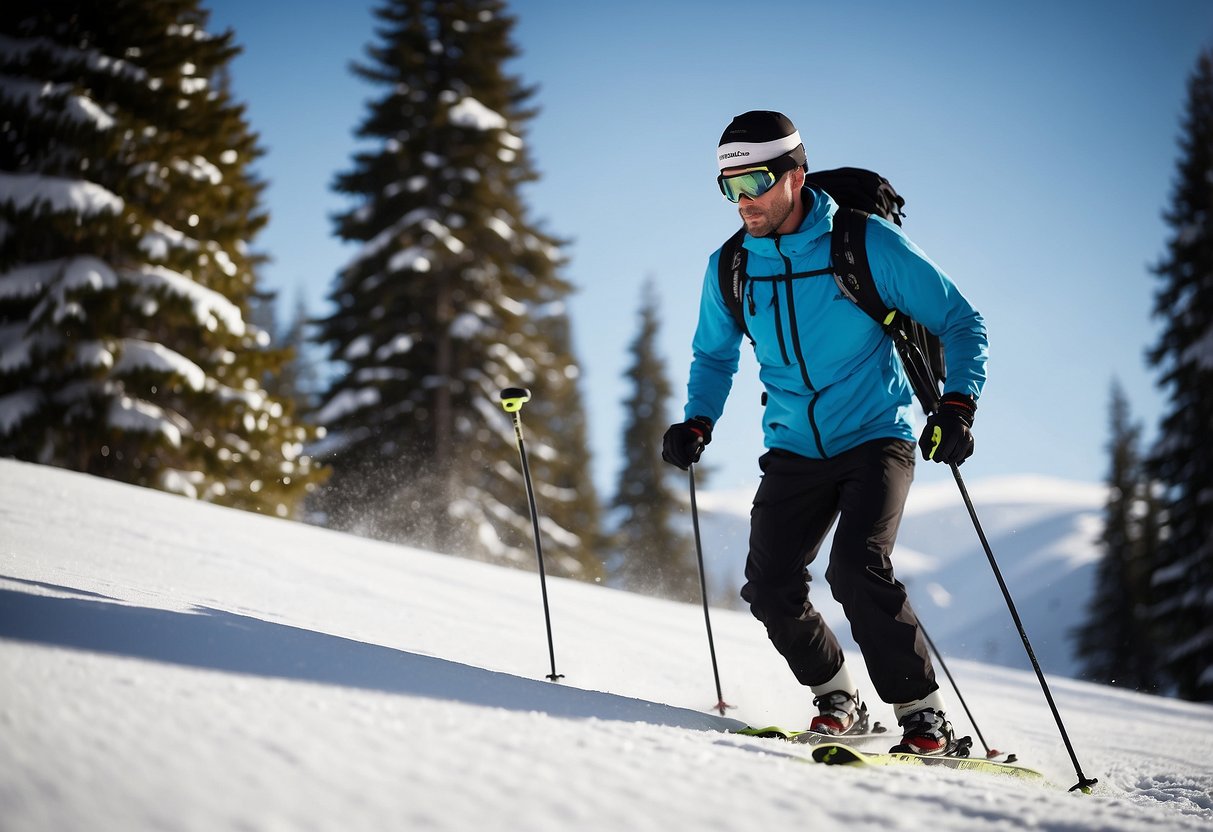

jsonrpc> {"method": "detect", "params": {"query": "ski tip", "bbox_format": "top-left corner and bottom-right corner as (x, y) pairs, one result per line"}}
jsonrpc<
(733, 728), (784, 740)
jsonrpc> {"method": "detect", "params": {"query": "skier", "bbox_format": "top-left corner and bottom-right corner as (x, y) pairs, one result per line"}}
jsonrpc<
(662, 111), (988, 754)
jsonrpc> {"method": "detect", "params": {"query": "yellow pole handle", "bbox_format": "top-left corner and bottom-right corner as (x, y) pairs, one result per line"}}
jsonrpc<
(499, 387), (531, 413)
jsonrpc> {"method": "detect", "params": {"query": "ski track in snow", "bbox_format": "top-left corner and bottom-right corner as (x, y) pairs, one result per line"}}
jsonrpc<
(1, 458), (1212, 831)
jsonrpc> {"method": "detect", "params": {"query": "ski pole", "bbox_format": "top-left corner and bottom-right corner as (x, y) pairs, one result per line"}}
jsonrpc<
(499, 387), (562, 682)
(948, 463), (1097, 792)
(892, 335), (1096, 790)
(688, 462), (731, 716)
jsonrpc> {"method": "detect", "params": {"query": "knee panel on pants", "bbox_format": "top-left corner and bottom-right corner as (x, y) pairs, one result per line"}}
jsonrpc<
(740, 577), (808, 623)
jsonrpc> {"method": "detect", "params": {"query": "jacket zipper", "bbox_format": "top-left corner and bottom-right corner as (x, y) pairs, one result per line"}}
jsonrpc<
(768, 237), (791, 366)
(775, 236), (827, 458)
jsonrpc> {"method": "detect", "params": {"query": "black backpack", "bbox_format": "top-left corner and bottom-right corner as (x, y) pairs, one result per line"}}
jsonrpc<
(717, 166), (945, 414)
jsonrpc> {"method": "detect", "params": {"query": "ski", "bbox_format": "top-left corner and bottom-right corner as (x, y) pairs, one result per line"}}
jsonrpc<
(733, 724), (888, 745)
(791, 728), (889, 747)
(732, 725), (805, 740)
(810, 742), (1047, 783)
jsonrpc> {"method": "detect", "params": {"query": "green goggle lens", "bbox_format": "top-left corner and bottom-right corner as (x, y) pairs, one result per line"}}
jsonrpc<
(718, 168), (777, 203)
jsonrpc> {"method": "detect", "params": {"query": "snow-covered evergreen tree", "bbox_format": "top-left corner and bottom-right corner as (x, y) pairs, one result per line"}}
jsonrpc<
(1073, 382), (1161, 691)
(1147, 48), (1213, 701)
(609, 279), (697, 601)
(0, 0), (324, 517)
(313, 0), (601, 578)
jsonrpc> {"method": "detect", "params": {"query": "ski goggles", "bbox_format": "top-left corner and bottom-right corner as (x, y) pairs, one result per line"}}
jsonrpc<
(718, 167), (779, 203)
(717, 152), (802, 202)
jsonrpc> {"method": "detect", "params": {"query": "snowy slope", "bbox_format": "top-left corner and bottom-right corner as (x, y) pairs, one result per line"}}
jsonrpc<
(1, 458), (1211, 832)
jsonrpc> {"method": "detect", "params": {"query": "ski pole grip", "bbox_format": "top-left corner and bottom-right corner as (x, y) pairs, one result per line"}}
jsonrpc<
(500, 387), (532, 413)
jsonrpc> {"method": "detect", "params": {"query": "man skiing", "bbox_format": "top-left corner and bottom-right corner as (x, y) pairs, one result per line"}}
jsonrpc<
(662, 111), (988, 755)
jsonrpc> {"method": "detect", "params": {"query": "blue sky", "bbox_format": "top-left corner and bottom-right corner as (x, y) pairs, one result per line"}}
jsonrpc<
(206, 0), (1212, 499)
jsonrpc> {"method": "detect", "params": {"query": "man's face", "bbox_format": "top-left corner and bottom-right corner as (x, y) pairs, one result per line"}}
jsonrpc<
(722, 166), (801, 237)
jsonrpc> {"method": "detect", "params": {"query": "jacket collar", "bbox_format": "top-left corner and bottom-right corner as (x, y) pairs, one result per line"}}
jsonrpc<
(742, 186), (836, 259)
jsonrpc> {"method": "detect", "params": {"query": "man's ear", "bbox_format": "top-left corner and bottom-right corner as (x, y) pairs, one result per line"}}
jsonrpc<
(790, 167), (806, 188)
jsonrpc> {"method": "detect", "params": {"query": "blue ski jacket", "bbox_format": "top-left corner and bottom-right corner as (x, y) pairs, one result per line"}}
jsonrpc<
(685, 187), (988, 459)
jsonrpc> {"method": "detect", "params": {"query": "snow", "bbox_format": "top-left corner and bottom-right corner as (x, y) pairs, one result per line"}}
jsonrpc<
(74, 340), (115, 371)
(137, 219), (199, 260)
(166, 23), (212, 42)
(0, 76), (116, 131)
(350, 207), (437, 266)
(0, 256), (251, 428)
(107, 395), (186, 446)
(375, 333), (415, 359)
(1, 458), (1211, 831)
(445, 94), (523, 161)
(0, 172), (124, 217)
(0, 389), (40, 434)
(313, 385), (381, 424)
(450, 310), (485, 338)
(0, 34), (149, 85)
(112, 339), (206, 392)
(343, 333), (373, 360)
(179, 76), (208, 95)
(1181, 323), (1213, 370)
(448, 95), (508, 131)
(486, 214), (514, 239)
(169, 154), (223, 185)
(386, 245), (431, 273)
(498, 295), (527, 317)
(0, 260), (65, 300)
(420, 216), (465, 254)
(0, 324), (33, 374)
(487, 341), (530, 377)
(126, 264), (246, 336)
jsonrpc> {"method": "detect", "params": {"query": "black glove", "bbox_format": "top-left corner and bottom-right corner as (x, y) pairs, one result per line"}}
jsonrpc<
(662, 416), (713, 470)
(919, 393), (976, 465)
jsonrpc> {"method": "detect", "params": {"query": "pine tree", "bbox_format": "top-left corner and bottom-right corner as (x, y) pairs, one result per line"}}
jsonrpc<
(313, 0), (601, 579)
(0, 0), (324, 517)
(1073, 381), (1161, 691)
(609, 279), (697, 601)
(1146, 48), (1213, 700)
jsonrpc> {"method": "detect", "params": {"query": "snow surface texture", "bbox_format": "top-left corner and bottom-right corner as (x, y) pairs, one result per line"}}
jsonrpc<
(1, 458), (1211, 831)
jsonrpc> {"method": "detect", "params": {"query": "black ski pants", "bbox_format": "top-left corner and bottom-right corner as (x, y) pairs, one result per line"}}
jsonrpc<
(739, 438), (937, 705)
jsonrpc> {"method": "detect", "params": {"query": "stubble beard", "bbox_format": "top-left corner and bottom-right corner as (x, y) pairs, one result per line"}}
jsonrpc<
(739, 191), (794, 238)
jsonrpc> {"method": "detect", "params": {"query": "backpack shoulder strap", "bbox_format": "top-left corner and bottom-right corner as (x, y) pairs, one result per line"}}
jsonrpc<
(830, 207), (945, 413)
(830, 208), (893, 326)
(717, 225), (751, 341)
